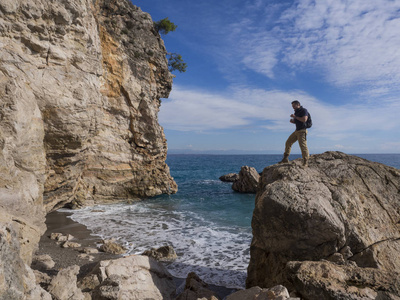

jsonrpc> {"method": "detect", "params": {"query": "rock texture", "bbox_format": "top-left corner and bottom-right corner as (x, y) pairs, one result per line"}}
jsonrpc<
(247, 151), (400, 299)
(0, 0), (177, 297)
(226, 285), (292, 300)
(232, 166), (259, 193)
(0, 213), (51, 299)
(176, 272), (219, 300)
(285, 260), (400, 300)
(80, 255), (176, 300)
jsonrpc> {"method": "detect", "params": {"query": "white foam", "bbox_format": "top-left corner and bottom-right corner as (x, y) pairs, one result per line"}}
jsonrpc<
(63, 202), (251, 288)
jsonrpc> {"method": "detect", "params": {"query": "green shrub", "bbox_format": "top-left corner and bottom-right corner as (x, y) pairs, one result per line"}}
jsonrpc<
(167, 53), (187, 73)
(154, 17), (177, 35)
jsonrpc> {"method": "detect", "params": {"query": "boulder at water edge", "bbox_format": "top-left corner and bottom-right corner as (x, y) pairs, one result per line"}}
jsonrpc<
(232, 166), (260, 193)
(247, 151), (400, 299)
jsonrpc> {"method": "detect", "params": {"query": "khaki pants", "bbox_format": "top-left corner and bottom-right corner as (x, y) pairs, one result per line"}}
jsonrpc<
(284, 129), (309, 160)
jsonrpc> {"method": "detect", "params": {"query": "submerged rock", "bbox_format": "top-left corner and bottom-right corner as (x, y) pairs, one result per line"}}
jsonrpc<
(247, 151), (400, 298)
(232, 166), (260, 193)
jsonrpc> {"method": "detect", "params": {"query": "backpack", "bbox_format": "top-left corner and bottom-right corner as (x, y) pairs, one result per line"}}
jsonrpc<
(305, 112), (312, 129)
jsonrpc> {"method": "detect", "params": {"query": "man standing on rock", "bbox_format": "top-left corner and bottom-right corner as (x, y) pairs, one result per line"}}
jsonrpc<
(279, 100), (310, 167)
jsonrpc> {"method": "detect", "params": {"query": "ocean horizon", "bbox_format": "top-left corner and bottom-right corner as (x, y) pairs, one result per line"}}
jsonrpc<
(63, 153), (400, 289)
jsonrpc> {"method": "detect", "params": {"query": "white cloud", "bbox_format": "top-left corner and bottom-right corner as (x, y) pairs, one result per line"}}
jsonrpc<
(281, 0), (400, 91)
(160, 85), (400, 140)
(217, 0), (400, 96)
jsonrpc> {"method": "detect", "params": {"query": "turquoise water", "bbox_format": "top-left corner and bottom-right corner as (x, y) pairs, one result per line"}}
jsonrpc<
(65, 153), (399, 288)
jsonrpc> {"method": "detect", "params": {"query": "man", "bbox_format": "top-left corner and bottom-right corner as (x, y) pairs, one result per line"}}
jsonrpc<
(279, 100), (310, 167)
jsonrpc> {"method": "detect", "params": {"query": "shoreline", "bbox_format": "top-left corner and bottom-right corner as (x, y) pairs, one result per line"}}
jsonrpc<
(36, 209), (238, 299)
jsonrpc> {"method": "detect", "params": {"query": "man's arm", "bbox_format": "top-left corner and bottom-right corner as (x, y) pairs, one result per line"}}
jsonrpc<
(290, 114), (308, 122)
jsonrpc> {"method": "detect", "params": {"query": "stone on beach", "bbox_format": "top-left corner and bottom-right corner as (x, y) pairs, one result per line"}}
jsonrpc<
(31, 254), (56, 270)
(232, 166), (260, 193)
(51, 233), (74, 242)
(62, 241), (82, 248)
(99, 239), (127, 254)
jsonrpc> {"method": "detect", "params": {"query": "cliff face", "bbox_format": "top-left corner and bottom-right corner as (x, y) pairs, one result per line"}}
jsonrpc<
(1, 0), (177, 211)
(0, 0), (177, 297)
(247, 152), (400, 299)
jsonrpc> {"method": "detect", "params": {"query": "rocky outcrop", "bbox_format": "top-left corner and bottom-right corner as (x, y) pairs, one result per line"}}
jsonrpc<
(232, 166), (259, 193)
(219, 173), (239, 182)
(0, 214), (51, 299)
(0, 0), (177, 297)
(247, 151), (400, 299)
(285, 260), (400, 300)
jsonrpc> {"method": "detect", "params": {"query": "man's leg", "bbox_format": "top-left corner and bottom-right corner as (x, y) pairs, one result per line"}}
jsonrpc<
(297, 129), (309, 166)
(279, 131), (298, 163)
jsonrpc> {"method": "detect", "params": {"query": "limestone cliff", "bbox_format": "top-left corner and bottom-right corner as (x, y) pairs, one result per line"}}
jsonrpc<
(0, 0), (177, 297)
(247, 151), (400, 299)
(1, 0), (177, 212)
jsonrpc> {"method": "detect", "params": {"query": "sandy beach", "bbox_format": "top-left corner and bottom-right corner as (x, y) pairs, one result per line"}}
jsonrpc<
(35, 210), (236, 299)
(35, 210), (121, 277)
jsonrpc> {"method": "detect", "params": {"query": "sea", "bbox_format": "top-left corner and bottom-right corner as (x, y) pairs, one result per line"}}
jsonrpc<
(62, 153), (400, 289)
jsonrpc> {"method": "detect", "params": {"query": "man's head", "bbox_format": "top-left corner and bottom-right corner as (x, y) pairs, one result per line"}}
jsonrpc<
(291, 100), (301, 110)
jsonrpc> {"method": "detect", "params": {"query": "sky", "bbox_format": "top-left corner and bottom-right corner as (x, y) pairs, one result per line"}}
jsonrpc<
(135, 0), (400, 154)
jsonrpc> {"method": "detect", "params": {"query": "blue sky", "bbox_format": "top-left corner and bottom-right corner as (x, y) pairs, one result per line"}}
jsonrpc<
(135, 0), (400, 154)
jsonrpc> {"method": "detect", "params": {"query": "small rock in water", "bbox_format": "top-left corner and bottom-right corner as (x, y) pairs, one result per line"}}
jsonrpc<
(219, 173), (239, 182)
(142, 245), (177, 261)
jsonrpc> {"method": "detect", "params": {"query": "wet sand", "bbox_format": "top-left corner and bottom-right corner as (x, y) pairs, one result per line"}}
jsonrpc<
(35, 210), (120, 276)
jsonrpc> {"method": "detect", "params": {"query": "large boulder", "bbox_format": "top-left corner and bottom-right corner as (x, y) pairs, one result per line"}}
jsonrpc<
(47, 265), (85, 300)
(80, 255), (176, 300)
(285, 260), (400, 300)
(176, 272), (219, 300)
(0, 213), (51, 300)
(232, 166), (260, 193)
(247, 152), (400, 298)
